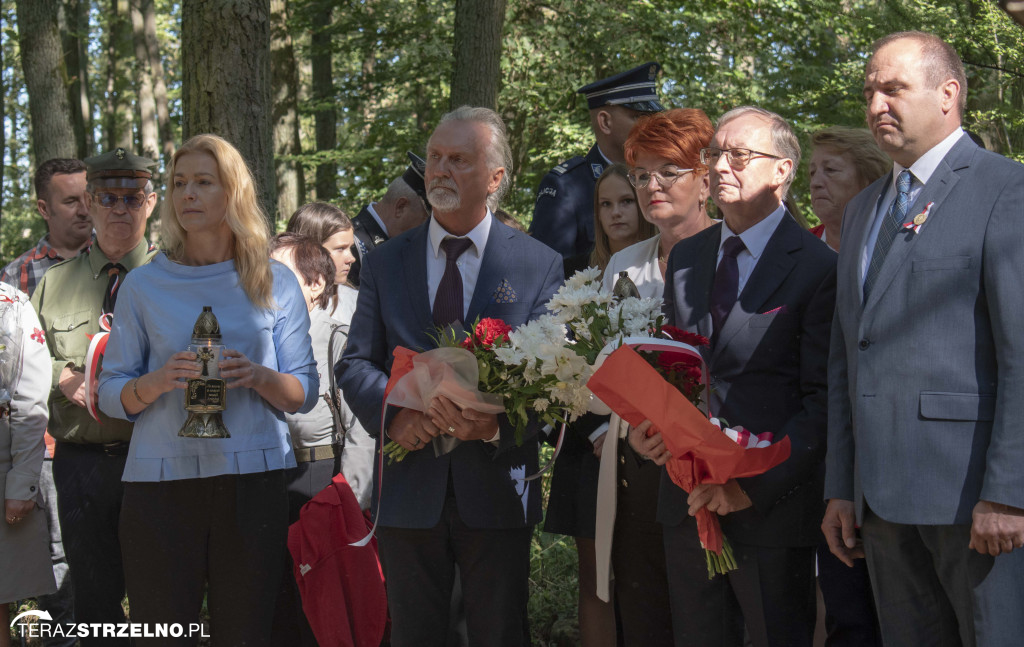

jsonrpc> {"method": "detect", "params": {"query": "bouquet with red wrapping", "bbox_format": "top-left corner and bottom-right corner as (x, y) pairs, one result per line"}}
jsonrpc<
(588, 333), (791, 577)
(381, 316), (592, 463)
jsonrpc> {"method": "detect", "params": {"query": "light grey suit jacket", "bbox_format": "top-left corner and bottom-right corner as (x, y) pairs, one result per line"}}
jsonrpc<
(825, 133), (1024, 525)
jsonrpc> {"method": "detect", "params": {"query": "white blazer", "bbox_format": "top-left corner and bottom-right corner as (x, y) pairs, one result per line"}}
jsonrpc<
(602, 234), (663, 297)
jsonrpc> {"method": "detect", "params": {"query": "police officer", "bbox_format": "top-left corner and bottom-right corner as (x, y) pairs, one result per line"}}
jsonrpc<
(530, 62), (665, 258)
(30, 148), (158, 645)
(349, 151), (430, 286)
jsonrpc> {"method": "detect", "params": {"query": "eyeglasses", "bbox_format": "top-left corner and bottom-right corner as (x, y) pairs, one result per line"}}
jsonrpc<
(94, 192), (146, 210)
(699, 147), (781, 169)
(627, 166), (695, 190)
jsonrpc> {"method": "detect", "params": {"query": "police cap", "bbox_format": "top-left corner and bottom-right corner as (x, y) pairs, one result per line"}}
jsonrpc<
(577, 62), (665, 112)
(402, 151), (431, 209)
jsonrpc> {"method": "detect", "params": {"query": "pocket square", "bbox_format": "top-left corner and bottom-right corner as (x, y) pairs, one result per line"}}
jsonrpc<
(759, 305), (789, 315)
(492, 279), (518, 304)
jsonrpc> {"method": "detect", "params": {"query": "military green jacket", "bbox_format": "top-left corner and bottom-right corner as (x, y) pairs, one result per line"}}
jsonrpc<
(31, 239), (157, 443)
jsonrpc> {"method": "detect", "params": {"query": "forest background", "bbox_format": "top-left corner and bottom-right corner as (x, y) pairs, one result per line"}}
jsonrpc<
(2, 0), (1024, 265)
(3, 2), (1024, 643)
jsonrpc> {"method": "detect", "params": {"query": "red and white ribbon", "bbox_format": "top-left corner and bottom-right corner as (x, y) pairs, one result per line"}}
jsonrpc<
(84, 312), (113, 423)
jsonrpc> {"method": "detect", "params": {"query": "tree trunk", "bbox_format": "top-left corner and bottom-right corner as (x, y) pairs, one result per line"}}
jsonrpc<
(182, 0), (275, 226)
(271, 0), (304, 222)
(15, 0), (77, 162)
(139, 0), (174, 167)
(311, 3), (336, 201)
(104, 0), (135, 151)
(129, 0), (159, 169)
(450, 0), (506, 110)
(62, 0), (93, 159)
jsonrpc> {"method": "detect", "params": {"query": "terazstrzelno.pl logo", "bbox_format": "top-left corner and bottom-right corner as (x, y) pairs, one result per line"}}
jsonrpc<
(10, 610), (210, 640)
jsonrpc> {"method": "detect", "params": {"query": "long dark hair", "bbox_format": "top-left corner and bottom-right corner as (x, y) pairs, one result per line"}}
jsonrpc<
(286, 202), (353, 313)
(269, 232), (337, 311)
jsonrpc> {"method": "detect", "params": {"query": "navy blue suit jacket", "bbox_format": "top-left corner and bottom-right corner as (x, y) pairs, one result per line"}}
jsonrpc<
(660, 214), (837, 547)
(339, 217), (563, 530)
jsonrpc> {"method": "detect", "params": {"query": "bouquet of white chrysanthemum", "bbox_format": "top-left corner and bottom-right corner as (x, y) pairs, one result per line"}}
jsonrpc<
(490, 313), (593, 436)
(547, 267), (664, 366)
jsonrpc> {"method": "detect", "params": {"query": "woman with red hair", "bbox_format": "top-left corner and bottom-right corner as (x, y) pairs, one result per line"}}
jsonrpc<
(598, 108), (716, 646)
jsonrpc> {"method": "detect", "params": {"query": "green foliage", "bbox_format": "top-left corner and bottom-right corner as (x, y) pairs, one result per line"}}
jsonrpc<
(529, 443), (581, 645)
(4, 0), (1024, 255)
(1, 0), (43, 263)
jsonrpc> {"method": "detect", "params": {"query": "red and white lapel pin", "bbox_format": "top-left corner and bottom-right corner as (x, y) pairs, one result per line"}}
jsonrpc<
(903, 201), (935, 235)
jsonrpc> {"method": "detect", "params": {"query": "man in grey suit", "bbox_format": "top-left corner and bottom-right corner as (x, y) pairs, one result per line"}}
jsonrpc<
(339, 106), (563, 647)
(824, 31), (1024, 647)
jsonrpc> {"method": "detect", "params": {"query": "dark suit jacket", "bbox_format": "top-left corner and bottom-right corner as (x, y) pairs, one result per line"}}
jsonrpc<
(826, 134), (1024, 525)
(659, 214), (837, 547)
(338, 217), (563, 530)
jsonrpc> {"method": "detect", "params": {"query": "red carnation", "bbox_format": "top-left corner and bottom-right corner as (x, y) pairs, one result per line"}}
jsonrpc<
(657, 351), (703, 374)
(474, 318), (512, 349)
(661, 325), (710, 348)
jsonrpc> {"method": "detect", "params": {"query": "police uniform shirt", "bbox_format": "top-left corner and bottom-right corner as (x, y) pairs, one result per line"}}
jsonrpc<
(529, 144), (610, 258)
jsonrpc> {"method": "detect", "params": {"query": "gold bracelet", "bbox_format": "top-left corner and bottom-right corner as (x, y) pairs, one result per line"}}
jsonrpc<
(132, 378), (152, 405)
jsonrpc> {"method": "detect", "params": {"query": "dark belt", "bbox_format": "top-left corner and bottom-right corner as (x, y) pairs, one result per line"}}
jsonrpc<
(60, 440), (131, 456)
(294, 444), (335, 463)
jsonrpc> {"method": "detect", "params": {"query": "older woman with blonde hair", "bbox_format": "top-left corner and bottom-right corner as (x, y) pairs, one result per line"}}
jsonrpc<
(809, 126), (891, 251)
(98, 134), (318, 646)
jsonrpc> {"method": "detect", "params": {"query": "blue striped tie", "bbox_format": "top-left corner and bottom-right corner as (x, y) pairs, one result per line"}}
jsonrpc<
(863, 169), (912, 300)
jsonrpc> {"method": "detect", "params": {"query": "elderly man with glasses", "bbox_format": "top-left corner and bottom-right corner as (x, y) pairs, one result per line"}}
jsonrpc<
(630, 107), (837, 647)
(30, 147), (158, 644)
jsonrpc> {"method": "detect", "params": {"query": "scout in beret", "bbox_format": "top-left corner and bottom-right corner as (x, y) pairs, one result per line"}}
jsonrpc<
(28, 145), (159, 634)
(84, 147), (156, 188)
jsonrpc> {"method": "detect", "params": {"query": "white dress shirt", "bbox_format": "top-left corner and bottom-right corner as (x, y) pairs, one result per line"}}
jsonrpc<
(859, 127), (964, 285)
(426, 211), (498, 443)
(426, 212), (492, 318)
(718, 204), (787, 295)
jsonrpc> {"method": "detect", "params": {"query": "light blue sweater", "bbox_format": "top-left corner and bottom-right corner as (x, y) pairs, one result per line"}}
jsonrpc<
(98, 252), (318, 482)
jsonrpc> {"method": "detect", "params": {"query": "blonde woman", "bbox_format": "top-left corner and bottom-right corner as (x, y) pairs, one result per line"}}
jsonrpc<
(98, 134), (317, 645)
(547, 162), (656, 647)
(585, 163), (658, 276)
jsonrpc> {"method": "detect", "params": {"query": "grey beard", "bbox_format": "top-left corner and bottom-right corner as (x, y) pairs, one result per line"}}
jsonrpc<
(428, 187), (461, 212)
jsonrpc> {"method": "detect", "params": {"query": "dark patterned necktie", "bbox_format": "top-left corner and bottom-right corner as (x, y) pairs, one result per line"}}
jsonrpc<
(101, 262), (126, 316)
(432, 237), (473, 326)
(863, 169), (912, 300)
(710, 236), (746, 339)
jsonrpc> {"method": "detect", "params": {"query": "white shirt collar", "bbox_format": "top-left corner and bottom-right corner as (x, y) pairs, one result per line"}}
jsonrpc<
(719, 203), (786, 262)
(894, 127), (964, 188)
(428, 210), (492, 260)
(595, 145), (614, 167)
(366, 203), (389, 237)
